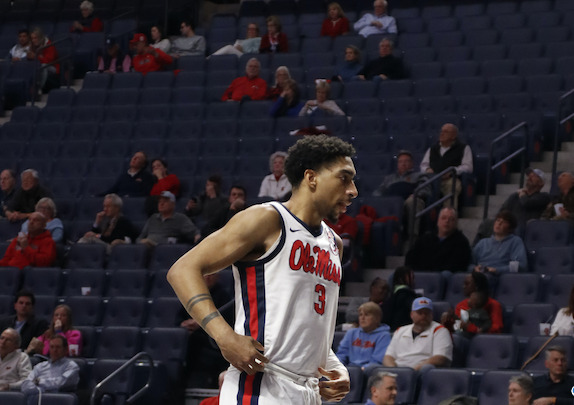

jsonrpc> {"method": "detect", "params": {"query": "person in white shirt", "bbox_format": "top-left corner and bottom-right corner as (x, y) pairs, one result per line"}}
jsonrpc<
(353, 0), (398, 38)
(258, 151), (292, 200)
(9, 29), (31, 61)
(0, 328), (31, 391)
(150, 25), (171, 53)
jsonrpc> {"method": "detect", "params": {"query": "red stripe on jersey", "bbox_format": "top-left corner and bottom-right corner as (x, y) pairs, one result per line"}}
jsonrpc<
(242, 374), (255, 405)
(246, 266), (259, 339)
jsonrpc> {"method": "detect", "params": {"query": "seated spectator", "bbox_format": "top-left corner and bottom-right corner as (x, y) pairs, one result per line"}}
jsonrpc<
(27, 305), (82, 357)
(170, 20), (206, 57)
(356, 38), (405, 81)
(207, 185), (247, 235)
(70, 1), (103, 33)
(5, 169), (51, 223)
(148, 158), (181, 215)
(27, 27), (59, 91)
(139, 191), (200, 247)
(78, 193), (139, 249)
(8, 29), (30, 61)
(542, 171), (574, 222)
(405, 207), (471, 272)
(0, 328), (32, 391)
(185, 175), (228, 237)
(130, 33), (173, 74)
(470, 210), (527, 274)
(508, 375), (534, 405)
(383, 297), (452, 370)
(260, 15), (289, 53)
(383, 266), (418, 332)
(0, 212), (56, 269)
(374, 150), (430, 240)
(346, 277), (390, 326)
(97, 36), (131, 73)
(462, 290), (492, 336)
(211, 23), (261, 57)
(267, 66), (291, 101)
(455, 272), (503, 335)
(20, 198), (63, 244)
(532, 346), (574, 404)
(104, 151), (156, 197)
(150, 25), (171, 53)
(299, 80), (345, 117)
(269, 79), (303, 117)
(333, 45), (363, 83)
(321, 2), (350, 38)
(258, 151), (292, 200)
(550, 285), (574, 336)
(420, 123), (473, 210)
(336, 302), (391, 371)
(21, 335), (80, 398)
(221, 58), (267, 102)
(365, 371), (398, 405)
(1, 169), (17, 215)
(0, 291), (49, 351)
(353, 0), (397, 38)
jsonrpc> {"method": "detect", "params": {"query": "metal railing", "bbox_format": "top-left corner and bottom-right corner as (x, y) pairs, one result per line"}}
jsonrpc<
(482, 122), (528, 220)
(90, 352), (154, 405)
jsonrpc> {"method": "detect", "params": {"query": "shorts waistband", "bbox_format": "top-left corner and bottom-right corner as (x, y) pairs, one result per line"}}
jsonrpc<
(264, 362), (316, 387)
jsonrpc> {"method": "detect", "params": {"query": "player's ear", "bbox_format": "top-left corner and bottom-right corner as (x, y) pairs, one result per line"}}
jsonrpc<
(304, 169), (318, 190)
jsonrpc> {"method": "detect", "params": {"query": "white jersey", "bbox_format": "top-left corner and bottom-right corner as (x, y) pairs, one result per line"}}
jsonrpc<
(222, 202), (342, 404)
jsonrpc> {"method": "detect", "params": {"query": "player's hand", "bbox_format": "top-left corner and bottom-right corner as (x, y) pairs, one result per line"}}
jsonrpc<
(318, 367), (350, 402)
(218, 332), (268, 375)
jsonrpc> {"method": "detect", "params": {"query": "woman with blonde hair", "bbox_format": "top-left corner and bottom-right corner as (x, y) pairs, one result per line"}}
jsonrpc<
(267, 66), (291, 101)
(300, 80), (345, 117)
(27, 305), (82, 357)
(321, 2), (350, 37)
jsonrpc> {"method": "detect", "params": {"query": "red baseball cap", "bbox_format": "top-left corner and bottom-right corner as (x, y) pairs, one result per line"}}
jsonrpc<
(129, 33), (147, 45)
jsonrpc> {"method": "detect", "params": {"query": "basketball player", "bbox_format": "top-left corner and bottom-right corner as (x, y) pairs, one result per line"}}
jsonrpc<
(168, 135), (357, 404)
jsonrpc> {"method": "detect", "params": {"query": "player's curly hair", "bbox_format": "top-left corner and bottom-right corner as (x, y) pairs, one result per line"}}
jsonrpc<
(284, 135), (355, 188)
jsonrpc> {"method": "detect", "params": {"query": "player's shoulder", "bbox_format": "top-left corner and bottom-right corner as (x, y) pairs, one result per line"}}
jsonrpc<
(230, 203), (282, 230)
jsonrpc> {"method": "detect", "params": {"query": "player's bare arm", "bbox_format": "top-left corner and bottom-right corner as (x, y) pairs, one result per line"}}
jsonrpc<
(167, 205), (281, 374)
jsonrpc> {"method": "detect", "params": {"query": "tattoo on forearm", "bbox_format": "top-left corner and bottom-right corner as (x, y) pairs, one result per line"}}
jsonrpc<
(185, 294), (211, 313)
(200, 311), (221, 329)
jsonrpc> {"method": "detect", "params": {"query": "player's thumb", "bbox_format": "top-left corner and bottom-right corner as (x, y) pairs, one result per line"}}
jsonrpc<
(318, 367), (337, 378)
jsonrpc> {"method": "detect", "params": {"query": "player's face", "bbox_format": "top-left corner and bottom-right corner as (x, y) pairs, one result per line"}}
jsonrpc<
(545, 350), (567, 379)
(316, 156), (358, 224)
(508, 382), (531, 405)
(372, 376), (397, 405)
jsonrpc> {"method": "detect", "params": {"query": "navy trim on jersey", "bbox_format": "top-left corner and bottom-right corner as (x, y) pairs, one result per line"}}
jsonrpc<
(275, 202), (324, 237)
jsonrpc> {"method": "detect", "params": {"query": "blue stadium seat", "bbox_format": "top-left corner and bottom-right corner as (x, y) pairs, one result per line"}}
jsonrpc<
(511, 303), (556, 339)
(417, 369), (471, 405)
(478, 370), (526, 404)
(466, 334), (519, 370)
(107, 269), (148, 298)
(531, 246), (574, 275)
(409, 61), (442, 80)
(62, 268), (106, 297)
(95, 326), (142, 359)
(102, 296), (146, 327)
(66, 244), (107, 269)
(64, 295), (104, 326)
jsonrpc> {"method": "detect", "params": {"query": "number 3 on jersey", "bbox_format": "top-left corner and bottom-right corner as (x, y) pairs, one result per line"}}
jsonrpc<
(314, 284), (326, 315)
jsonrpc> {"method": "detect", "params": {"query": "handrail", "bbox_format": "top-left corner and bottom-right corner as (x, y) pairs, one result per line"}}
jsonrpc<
(552, 89), (574, 183)
(408, 166), (457, 245)
(482, 122), (528, 220)
(90, 351), (154, 405)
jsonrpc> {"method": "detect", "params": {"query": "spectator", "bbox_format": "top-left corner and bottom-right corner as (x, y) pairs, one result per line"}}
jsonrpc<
(463, 290), (492, 335)
(185, 175), (228, 237)
(258, 151), (292, 200)
(129, 33), (173, 74)
(334, 45), (363, 83)
(420, 123), (473, 210)
(148, 158), (181, 215)
(0, 291), (49, 351)
(346, 277), (390, 325)
(542, 171), (574, 221)
(208, 185), (248, 234)
(353, 0), (397, 38)
(532, 346), (574, 404)
(221, 57), (267, 102)
(8, 29), (30, 61)
(365, 371), (398, 405)
(26, 305), (82, 357)
(405, 207), (471, 272)
(170, 20), (206, 57)
(0, 328), (31, 391)
(267, 66), (291, 101)
(321, 2), (350, 38)
(97, 36), (131, 73)
(78, 193), (139, 249)
(20, 198), (63, 244)
(70, 1), (103, 33)
(299, 80), (345, 117)
(550, 285), (574, 336)
(150, 25), (171, 53)
(27, 27), (59, 91)
(269, 78), (303, 117)
(356, 38), (405, 81)
(454, 272), (503, 336)
(260, 15), (289, 53)
(0, 169), (17, 215)
(21, 335), (80, 398)
(374, 150), (430, 240)
(383, 297), (453, 370)
(211, 23), (261, 57)
(470, 210), (527, 274)
(138, 191), (200, 247)
(104, 151), (156, 197)
(336, 302), (391, 371)
(5, 169), (51, 222)
(508, 375), (534, 405)
(0, 212), (56, 269)
(383, 266), (418, 332)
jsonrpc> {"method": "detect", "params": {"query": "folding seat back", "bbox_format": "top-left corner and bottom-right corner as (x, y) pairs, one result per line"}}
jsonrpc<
(444, 61), (479, 79)
(82, 72), (112, 89)
(512, 303), (556, 338)
(142, 71), (174, 88)
(107, 244), (148, 270)
(34, 295), (58, 321)
(66, 244), (107, 269)
(495, 273), (540, 309)
(41, 393), (78, 405)
(382, 96), (418, 116)
(366, 367), (417, 404)
(111, 72), (142, 89)
(532, 246), (574, 275)
(65, 295), (103, 326)
(146, 297), (182, 328)
(413, 272), (444, 301)
(139, 88), (171, 105)
(46, 88), (76, 107)
(417, 369), (471, 405)
(457, 95), (493, 114)
(105, 269), (147, 298)
(521, 336), (574, 372)
(524, 220), (572, 253)
(478, 370), (526, 404)
(0, 267), (21, 295)
(10, 106), (40, 123)
(101, 296), (146, 327)
(473, 44), (507, 62)
(142, 327), (188, 384)
(466, 334), (518, 370)
(107, 88), (140, 106)
(33, 122), (68, 141)
(148, 244), (191, 271)
(21, 267), (62, 296)
(62, 268), (106, 297)
(444, 272), (470, 307)
(544, 274), (574, 307)
(413, 78), (448, 97)
(147, 270), (176, 298)
(0, 392), (25, 404)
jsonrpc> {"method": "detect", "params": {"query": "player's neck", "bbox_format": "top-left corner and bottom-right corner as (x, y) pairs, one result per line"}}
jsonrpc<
(283, 197), (323, 228)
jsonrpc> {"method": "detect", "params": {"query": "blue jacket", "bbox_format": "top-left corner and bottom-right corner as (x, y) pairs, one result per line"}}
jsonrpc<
(469, 234), (528, 273)
(336, 324), (391, 368)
